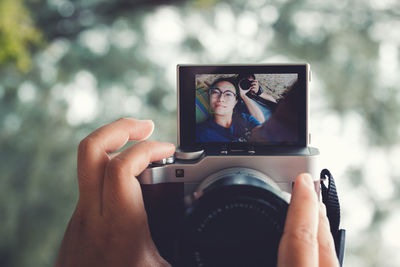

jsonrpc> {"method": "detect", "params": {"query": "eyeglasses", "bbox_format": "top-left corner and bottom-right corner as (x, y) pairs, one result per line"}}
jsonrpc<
(208, 88), (236, 101)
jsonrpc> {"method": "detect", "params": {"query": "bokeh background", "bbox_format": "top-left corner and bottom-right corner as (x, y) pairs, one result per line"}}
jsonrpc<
(1, 0), (399, 266)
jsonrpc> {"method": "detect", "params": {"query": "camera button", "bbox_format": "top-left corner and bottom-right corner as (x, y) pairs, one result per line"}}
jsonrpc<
(248, 146), (255, 154)
(153, 156), (175, 165)
(153, 158), (167, 165)
(166, 156), (175, 164)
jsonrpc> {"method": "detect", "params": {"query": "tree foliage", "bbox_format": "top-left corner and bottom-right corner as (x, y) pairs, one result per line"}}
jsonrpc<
(0, 0), (42, 71)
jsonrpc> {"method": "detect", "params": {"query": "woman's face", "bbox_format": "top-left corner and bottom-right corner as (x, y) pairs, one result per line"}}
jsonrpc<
(209, 80), (237, 116)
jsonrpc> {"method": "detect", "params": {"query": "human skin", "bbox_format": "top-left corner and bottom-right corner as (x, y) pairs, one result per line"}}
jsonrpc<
(55, 118), (339, 267)
(210, 81), (237, 119)
(248, 76), (277, 103)
(54, 118), (175, 267)
(277, 173), (339, 267)
(211, 80), (265, 127)
(209, 80), (238, 128)
(238, 79), (265, 123)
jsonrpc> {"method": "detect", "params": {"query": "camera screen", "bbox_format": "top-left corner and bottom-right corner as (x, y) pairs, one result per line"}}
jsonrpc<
(178, 65), (308, 150)
(195, 73), (299, 144)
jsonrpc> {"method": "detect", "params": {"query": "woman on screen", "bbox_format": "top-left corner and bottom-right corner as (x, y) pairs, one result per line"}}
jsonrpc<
(196, 77), (265, 142)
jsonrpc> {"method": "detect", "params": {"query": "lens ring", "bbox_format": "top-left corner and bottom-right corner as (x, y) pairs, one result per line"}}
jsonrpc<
(239, 78), (252, 91)
(177, 178), (288, 267)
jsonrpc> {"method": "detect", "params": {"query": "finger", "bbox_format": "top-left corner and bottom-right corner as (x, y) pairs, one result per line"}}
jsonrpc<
(277, 173), (319, 267)
(76, 118), (154, 214)
(318, 203), (340, 267)
(108, 151), (121, 160)
(103, 140), (175, 216)
(250, 81), (258, 86)
(250, 83), (258, 91)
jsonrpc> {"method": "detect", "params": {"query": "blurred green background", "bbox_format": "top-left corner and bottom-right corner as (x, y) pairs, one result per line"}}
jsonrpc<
(1, 0), (399, 266)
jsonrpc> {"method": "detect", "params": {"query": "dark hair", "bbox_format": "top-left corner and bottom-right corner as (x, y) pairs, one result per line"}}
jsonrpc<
(210, 77), (240, 99)
(237, 73), (256, 81)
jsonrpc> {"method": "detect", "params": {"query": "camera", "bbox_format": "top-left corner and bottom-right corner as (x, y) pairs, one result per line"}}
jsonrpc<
(138, 64), (325, 266)
(239, 78), (253, 91)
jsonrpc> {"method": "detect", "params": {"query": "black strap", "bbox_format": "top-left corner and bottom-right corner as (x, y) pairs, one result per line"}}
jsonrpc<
(256, 86), (263, 96)
(320, 169), (346, 266)
(320, 169), (340, 233)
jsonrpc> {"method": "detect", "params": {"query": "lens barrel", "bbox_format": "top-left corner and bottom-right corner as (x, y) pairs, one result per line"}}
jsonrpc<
(177, 169), (289, 267)
(239, 79), (252, 91)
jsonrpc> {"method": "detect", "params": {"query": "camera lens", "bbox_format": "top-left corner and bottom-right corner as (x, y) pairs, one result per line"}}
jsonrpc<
(177, 168), (289, 267)
(239, 79), (252, 91)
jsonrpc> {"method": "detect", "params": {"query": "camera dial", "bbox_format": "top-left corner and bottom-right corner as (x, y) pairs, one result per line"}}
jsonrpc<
(175, 148), (205, 160)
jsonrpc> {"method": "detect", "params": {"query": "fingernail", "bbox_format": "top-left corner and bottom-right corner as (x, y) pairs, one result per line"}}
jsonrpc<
(302, 173), (314, 189)
(141, 119), (154, 125)
(141, 120), (155, 140)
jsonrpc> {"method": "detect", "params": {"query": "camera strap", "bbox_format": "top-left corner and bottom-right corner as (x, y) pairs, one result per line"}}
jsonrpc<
(320, 169), (346, 267)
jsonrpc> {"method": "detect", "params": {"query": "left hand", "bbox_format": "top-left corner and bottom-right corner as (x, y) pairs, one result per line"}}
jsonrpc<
(55, 118), (175, 267)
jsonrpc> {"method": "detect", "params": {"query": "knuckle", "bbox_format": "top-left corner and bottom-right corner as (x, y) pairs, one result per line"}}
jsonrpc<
(320, 212), (331, 228)
(106, 157), (127, 178)
(78, 136), (97, 156)
(319, 236), (336, 254)
(287, 225), (318, 247)
(77, 137), (101, 183)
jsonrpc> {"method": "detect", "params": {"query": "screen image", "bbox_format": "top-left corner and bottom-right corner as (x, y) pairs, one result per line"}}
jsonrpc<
(195, 73), (300, 144)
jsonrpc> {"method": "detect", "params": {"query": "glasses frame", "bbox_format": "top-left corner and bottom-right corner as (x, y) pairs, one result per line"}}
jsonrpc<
(208, 88), (237, 101)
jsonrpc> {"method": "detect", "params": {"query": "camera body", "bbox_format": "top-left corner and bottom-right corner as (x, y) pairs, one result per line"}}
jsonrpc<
(139, 146), (320, 199)
(138, 64), (320, 266)
(239, 78), (253, 91)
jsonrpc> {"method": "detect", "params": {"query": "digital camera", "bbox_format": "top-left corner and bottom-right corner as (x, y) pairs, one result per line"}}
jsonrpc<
(138, 64), (332, 266)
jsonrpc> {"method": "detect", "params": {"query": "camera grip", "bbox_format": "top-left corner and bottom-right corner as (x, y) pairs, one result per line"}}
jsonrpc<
(141, 183), (184, 265)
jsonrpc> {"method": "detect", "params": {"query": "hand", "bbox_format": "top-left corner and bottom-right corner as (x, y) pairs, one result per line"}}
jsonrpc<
(238, 80), (252, 98)
(55, 118), (175, 267)
(277, 173), (339, 267)
(238, 85), (249, 98)
(249, 79), (260, 94)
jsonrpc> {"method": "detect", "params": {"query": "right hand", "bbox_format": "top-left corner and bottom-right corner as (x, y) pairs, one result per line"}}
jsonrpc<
(55, 118), (175, 267)
(277, 173), (340, 267)
(249, 80), (260, 94)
